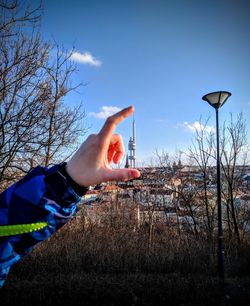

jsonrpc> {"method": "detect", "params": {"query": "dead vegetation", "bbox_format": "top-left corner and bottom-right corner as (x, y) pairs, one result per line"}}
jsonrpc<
(1, 207), (250, 305)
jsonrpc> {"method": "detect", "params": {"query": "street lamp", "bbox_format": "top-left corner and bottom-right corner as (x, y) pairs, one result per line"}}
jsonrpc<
(202, 91), (231, 279)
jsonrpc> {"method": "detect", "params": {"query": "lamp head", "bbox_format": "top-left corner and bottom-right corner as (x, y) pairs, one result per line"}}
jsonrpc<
(202, 91), (231, 109)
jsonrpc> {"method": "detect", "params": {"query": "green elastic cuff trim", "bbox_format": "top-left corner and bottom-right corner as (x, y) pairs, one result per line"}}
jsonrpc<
(0, 222), (48, 237)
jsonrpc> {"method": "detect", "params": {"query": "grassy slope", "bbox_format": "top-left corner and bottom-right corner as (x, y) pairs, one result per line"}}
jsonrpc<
(1, 272), (250, 306)
(1, 214), (250, 305)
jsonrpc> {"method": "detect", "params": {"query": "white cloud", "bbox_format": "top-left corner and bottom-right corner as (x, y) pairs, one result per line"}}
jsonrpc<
(182, 121), (215, 134)
(89, 106), (122, 119)
(70, 51), (102, 66)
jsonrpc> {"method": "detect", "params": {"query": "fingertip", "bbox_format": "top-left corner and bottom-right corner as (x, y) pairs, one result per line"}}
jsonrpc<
(123, 105), (134, 116)
(113, 159), (119, 165)
(128, 105), (135, 114)
(129, 169), (141, 179)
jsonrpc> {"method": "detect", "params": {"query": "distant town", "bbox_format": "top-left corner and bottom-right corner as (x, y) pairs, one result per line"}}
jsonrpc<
(80, 163), (250, 236)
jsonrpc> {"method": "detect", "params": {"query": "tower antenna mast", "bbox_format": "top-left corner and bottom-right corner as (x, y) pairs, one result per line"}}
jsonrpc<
(128, 114), (136, 168)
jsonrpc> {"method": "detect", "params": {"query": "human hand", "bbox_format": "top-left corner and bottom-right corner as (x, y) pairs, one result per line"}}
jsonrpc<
(66, 106), (140, 187)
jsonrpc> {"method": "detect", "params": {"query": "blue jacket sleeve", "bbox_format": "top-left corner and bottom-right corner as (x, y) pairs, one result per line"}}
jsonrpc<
(0, 164), (84, 287)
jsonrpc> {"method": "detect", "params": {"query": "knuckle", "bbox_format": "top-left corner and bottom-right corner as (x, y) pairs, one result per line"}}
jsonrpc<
(114, 133), (122, 139)
(87, 133), (97, 140)
(115, 133), (123, 143)
(87, 134), (100, 147)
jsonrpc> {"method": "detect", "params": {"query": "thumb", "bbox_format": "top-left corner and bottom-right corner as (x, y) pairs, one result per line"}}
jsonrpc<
(102, 168), (140, 182)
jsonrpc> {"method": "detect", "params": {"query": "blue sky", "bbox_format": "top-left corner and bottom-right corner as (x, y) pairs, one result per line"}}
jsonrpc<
(39, 0), (250, 164)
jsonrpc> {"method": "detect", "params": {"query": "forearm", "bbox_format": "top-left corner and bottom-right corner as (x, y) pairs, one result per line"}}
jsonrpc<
(0, 164), (86, 287)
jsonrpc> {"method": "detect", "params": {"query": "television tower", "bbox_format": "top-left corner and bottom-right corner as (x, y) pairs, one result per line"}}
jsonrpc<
(128, 115), (136, 168)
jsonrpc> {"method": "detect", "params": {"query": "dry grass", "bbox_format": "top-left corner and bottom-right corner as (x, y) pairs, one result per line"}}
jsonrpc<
(1, 209), (250, 305)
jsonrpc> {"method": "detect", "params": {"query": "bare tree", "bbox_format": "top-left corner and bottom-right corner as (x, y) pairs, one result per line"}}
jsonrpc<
(0, 31), (50, 186)
(153, 148), (171, 169)
(0, 0), (42, 41)
(186, 114), (249, 243)
(0, 1), (87, 190)
(220, 113), (249, 243)
(34, 46), (86, 167)
(187, 118), (217, 239)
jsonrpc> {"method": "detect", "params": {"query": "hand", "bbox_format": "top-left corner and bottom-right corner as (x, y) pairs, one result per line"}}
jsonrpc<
(66, 106), (140, 187)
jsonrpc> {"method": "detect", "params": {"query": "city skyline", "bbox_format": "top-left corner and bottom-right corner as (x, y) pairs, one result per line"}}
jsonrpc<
(39, 0), (250, 163)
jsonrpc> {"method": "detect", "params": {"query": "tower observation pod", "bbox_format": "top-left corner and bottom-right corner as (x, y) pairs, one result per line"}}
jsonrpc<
(128, 116), (136, 168)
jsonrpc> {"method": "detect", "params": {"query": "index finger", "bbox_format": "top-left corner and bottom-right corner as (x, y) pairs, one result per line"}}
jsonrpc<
(98, 106), (134, 139)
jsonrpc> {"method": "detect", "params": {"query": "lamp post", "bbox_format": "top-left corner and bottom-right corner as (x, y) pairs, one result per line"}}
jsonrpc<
(202, 91), (231, 279)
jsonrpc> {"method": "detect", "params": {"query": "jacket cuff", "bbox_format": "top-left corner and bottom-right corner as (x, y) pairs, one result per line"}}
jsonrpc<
(57, 162), (89, 197)
(44, 164), (88, 208)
